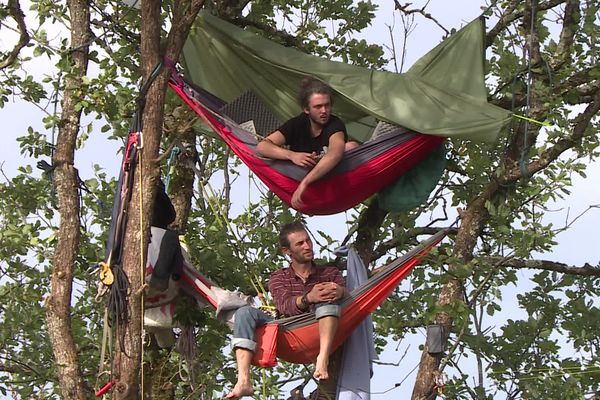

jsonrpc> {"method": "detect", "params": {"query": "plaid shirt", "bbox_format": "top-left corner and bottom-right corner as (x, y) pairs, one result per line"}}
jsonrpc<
(268, 263), (344, 317)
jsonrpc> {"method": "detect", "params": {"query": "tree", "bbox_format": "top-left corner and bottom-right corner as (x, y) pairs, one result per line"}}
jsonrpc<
(110, 0), (205, 398)
(1, 0), (381, 398)
(44, 0), (91, 397)
(1, 0), (599, 399)
(398, 1), (600, 398)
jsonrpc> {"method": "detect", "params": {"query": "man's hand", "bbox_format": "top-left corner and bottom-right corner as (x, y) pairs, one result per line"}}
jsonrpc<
(307, 282), (344, 303)
(288, 151), (318, 168)
(289, 131), (345, 210)
(291, 182), (307, 209)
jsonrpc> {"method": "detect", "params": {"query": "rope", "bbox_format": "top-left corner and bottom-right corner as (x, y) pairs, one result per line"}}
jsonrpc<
(107, 264), (129, 340)
(36, 73), (61, 199)
(137, 132), (145, 400)
(132, 60), (164, 133)
(512, 113), (551, 127)
(490, 365), (600, 380)
(95, 307), (113, 395)
(191, 163), (248, 263)
(251, 274), (276, 315)
(367, 364), (600, 399)
(369, 362), (420, 395)
(198, 179), (237, 239)
(184, 139), (279, 302)
(95, 58), (163, 398)
(176, 326), (198, 389)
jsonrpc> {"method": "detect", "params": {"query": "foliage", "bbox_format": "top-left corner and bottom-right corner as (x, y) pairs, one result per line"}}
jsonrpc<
(1, 0), (599, 399)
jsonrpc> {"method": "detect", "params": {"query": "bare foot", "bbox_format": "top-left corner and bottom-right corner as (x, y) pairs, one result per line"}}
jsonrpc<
(313, 355), (329, 380)
(224, 382), (254, 399)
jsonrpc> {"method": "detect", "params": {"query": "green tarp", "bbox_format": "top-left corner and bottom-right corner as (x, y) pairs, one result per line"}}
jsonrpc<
(182, 11), (511, 143)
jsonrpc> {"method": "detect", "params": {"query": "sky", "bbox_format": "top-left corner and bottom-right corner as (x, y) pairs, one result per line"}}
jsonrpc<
(2, 1), (599, 398)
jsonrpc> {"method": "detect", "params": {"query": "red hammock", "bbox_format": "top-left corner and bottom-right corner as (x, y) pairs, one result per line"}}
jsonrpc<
(169, 77), (445, 215)
(181, 227), (450, 367)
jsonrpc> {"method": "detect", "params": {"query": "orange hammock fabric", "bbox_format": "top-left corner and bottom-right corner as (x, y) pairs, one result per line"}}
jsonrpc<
(181, 227), (450, 367)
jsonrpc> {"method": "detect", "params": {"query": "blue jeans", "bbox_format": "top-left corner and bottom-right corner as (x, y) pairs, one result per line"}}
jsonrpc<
(231, 303), (341, 352)
(231, 306), (273, 352)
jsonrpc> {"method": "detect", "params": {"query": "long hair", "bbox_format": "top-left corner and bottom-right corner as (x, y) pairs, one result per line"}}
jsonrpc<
(298, 77), (334, 109)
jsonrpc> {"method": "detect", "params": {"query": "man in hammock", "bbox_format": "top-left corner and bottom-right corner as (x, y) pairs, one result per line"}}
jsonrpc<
(225, 221), (347, 399)
(257, 78), (358, 209)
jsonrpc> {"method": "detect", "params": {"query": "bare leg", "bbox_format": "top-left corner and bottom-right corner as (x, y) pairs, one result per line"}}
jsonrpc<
(314, 316), (338, 380)
(224, 348), (255, 399)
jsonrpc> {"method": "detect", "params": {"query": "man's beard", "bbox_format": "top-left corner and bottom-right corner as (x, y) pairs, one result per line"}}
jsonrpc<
(292, 251), (313, 264)
(309, 113), (329, 127)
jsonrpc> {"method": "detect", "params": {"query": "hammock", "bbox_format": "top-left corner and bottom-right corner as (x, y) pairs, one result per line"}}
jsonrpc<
(169, 75), (445, 215)
(178, 226), (450, 367)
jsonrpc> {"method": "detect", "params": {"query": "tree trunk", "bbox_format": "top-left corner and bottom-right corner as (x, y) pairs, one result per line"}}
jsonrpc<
(354, 200), (388, 266)
(411, 197), (490, 399)
(44, 0), (91, 399)
(167, 116), (198, 233)
(113, 1), (164, 398)
(113, 1), (205, 398)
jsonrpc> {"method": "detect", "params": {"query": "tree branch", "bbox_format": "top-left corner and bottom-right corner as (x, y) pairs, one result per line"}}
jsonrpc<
(0, 355), (45, 379)
(372, 226), (457, 261)
(165, 0), (205, 61)
(486, 0), (566, 47)
(522, 88), (600, 178)
(227, 15), (307, 50)
(0, 0), (30, 69)
(481, 256), (600, 277)
(551, 0), (580, 70)
(393, 0), (450, 36)
(554, 204), (600, 236)
(89, 2), (141, 46)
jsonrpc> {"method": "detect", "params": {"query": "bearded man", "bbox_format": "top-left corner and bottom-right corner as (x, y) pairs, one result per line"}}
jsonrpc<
(225, 221), (347, 399)
(257, 78), (358, 209)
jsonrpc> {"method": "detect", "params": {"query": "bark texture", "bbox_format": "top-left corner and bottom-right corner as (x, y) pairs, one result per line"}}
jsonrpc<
(44, 0), (91, 399)
(114, 1), (205, 398)
(165, 108), (198, 233)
